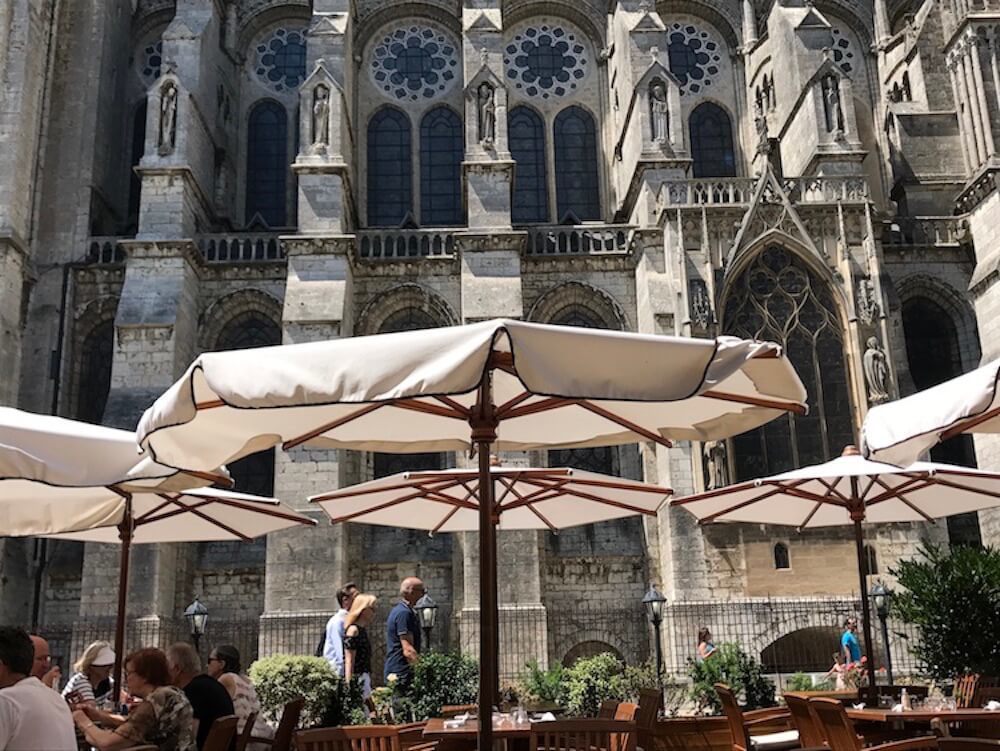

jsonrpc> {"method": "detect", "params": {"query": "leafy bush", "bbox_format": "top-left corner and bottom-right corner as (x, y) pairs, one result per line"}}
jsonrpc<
(785, 673), (814, 692)
(621, 662), (659, 700)
(891, 543), (1000, 680)
(559, 652), (658, 717)
(249, 655), (341, 728)
(688, 643), (776, 714)
(321, 675), (369, 728)
(519, 659), (565, 705)
(406, 651), (479, 721)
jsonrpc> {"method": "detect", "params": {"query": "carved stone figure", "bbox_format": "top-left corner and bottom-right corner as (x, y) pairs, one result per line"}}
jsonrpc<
(704, 440), (729, 490)
(477, 82), (496, 146)
(863, 336), (890, 403)
(650, 81), (669, 144)
(312, 85), (330, 148)
(856, 278), (880, 326)
(158, 81), (178, 155)
(690, 279), (714, 328)
(754, 97), (769, 154)
(822, 74), (844, 133)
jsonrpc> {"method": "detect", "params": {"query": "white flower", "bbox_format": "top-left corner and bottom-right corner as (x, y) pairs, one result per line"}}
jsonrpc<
(387, 673), (398, 684)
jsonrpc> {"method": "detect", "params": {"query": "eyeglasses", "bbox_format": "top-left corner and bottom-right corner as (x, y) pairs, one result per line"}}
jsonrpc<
(34, 654), (51, 663)
(207, 657), (222, 663)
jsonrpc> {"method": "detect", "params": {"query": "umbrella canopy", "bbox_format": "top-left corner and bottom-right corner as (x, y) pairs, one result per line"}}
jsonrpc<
(671, 446), (1000, 693)
(136, 318), (807, 750)
(311, 465), (672, 533)
(863, 359), (1000, 466)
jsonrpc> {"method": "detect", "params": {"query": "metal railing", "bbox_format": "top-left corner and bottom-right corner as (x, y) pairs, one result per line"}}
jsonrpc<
(357, 229), (458, 260)
(523, 225), (633, 256)
(197, 232), (285, 263)
(882, 216), (969, 247)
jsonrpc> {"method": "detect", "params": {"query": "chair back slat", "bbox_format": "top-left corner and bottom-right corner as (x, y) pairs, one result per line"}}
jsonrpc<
(636, 689), (661, 730)
(714, 684), (751, 751)
(940, 741), (1000, 750)
(599, 700), (620, 718)
(808, 698), (862, 751)
(295, 725), (402, 751)
(784, 694), (826, 748)
(235, 710), (258, 751)
(955, 674), (981, 708)
(272, 697), (305, 751)
(202, 715), (239, 751)
(615, 702), (638, 722)
(530, 719), (636, 751)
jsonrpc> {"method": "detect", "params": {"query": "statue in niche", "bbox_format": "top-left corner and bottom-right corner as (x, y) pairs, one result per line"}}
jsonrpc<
(703, 440), (729, 490)
(158, 81), (178, 155)
(312, 85), (330, 148)
(650, 81), (669, 144)
(822, 74), (844, 134)
(690, 279), (714, 328)
(856, 278), (880, 326)
(754, 97), (769, 154)
(863, 336), (891, 404)
(477, 82), (496, 146)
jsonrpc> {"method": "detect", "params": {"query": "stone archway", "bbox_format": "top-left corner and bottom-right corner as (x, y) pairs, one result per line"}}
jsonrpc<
(562, 641), (624, 668)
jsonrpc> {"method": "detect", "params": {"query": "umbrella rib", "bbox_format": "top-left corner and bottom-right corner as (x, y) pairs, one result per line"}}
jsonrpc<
(513, 476), (661, 515)
(815, 477), (851, 504)
(133, 495), (181, 523)
(555, 475), (673, 495)
(866, 476), (935, 522)
(940, 404), (1000, 440)
(700, 390), (808, 415)
(431, 505), (462, 535)
(311, 477), (458, 503)
(857, 475), (880, 502)
(524, 503), (559, 533)
(495, 392), (533, 418)
(393, 399), (469, 420)
(148, 494), (255, 540)
(494, 476), (569, 512)
(500, 396), (577, 420)
(796, 501), (824, 530)
(434, 395), (472, 417)
(930, 474), (1000, 501)
(865, 476), (925, 506)
(283, 403), (387, 450)
(575, 400), (673, 448)
(695, 485), (789, 524)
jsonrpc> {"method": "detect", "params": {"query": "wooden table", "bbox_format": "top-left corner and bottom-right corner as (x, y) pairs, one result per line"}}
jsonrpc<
(423, 717), (532, 750)
(847, 708), (1000, 724)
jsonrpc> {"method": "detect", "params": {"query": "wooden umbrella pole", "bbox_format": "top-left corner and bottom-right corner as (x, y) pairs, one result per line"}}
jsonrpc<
(113, 495), (134, 705)
(849, 477), (877, 700)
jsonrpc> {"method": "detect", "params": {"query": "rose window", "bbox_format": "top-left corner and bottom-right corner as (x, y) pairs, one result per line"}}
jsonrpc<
(370, 26), (459, 101)
(831, 27), (856, 74)
(504, 25), (588, 99)
(139, 39), (162, 85)
(253, 27), (307, 93)
(666, 23), (723, 96)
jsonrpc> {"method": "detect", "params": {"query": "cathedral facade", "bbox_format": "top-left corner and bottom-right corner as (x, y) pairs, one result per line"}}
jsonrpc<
(1, 0), (997, 674)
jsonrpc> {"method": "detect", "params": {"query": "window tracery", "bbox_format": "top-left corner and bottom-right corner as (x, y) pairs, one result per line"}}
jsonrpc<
(666, 22), (722, 96)
(246, 100), (289, 227)
(369, 25), (460, 101)
(830, 26), (856, 75)
(138, 39), (163, 85)
(367, 106), (413, 227)
(504, 24), (589, 100)
(253, 27), (307, 93)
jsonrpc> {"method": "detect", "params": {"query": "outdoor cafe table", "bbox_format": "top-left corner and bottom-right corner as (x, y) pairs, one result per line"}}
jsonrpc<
(423, 717), (531, 750)
(846, 707), (1000, 724)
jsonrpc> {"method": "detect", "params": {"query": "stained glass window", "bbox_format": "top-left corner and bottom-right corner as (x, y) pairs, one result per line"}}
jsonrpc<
(253, 27), (307, 93)
(246, 100), (288, 228)
(370, 26), (459, 101)
(504, 25), (588, 100)
(724, 247), (854, 480)
(554, 106), (600, 221)
(420, 107), (463, 226)
(509, 106), (548, 224)
(666, 23), (723, 96)
(77, 321), (114, 424)
(368, 106), (413, 227)
(690, 102), (736, 178)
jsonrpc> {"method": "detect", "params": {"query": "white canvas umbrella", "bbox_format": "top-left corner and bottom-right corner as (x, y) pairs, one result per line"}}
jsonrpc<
(863, 359), (1000, 465)
(671, 445), (1000, 692)
(311, 463), (672, 533)
(137, 318), (807, 748)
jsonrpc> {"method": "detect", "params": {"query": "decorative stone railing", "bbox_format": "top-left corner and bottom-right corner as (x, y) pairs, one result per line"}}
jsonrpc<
(882, 216), (968, 247)
(523, 224), (634, 255)
(944, 0), (1000, 36)
(86, 237), (128, 264)
(659, 179), (756, 206)
(784, 176), (869, 203)
(197, 232), (284, 262)
(356, 229), (458, 259)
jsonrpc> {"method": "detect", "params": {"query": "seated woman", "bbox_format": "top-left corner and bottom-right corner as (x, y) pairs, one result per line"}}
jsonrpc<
(63, 641), (115, 707)
(206, 644), (273, 748)
(344, 593), (378, 700)
(72, 647), (195, 751)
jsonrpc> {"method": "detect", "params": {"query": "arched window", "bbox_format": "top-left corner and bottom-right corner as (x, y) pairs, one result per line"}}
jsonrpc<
(420, 107), (464, 226)
(690, 102), (736, 178)
(77, 321), (115, 424)
(724, 247), (854, 480)
(246, 100), (289, 228)
(509, 106), (548, 224)
(554, 106), (600, 221)
(773, 542), (790, 570)
(368, 106), (413, 227)
(863, 544), (878, 576)
(127, 102), (147, 231)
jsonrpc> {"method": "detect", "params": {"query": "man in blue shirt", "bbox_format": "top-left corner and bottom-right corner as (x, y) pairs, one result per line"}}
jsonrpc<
(841, 616), (862, 664)
(384, 577), (424, 691)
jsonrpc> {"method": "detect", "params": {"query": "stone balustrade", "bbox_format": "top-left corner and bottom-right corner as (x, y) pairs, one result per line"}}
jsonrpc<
(659, 178), (756, 206)
(523, 224), (633, 255)
(784, 176), (869, 203)
(883, 216), (969, 246)
(197, 232), (284, 262)
(356, 228), (457, 259)
(86, 237), (128, 264)
(944, 0), (1000, 37)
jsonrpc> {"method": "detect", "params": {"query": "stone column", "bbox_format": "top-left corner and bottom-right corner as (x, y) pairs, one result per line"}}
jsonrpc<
(742, 0), (759, 49)
(950, 61), (976, 173)
(968, 33), (996, 157)
(951, 56), (980, 169)
(961, 47), (988, 164)
(873, 0), (891, 48)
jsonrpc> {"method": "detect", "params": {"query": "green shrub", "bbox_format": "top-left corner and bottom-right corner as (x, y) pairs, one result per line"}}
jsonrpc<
(519, 659), (565, 705)
(560, 652), (659, 718)
(785, 673), (814, 692)
(406, 651), (479, 721)
(688, 643), (776, 714)
(891, 543), (1000, 680)
(322, 675), (369, 728)
(249, 655), (341, 728)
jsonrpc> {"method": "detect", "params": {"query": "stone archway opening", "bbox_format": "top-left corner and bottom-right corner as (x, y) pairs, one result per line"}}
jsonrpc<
(562, 641), (624, 668)
(760, 625), (841, 674)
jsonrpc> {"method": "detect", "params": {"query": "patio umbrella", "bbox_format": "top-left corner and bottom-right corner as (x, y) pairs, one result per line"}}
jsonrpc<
(862, 359), (1000, 465)
(137, 318), (807, 748)
(310, 463), (672, 533)
(670, 445), (1000, 693)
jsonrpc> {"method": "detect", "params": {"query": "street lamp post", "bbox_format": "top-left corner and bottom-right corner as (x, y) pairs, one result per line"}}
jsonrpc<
(184, 598), (209, 654)
(642, 584), (667, 697)
(416, 593), (438, 651)
(870, 581), (893, 687)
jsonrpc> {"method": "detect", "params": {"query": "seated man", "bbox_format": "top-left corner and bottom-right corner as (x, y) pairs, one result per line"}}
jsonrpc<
(0, 626), (76, 750)
(167, 642), (234, 751)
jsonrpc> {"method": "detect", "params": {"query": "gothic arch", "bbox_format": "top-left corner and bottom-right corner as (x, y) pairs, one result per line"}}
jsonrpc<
(561, 640), (624, 668)
(355, 283), (458, 336)
(237, 4), (312, 49)
(354, 3), (464, 53)
(502, 1), (607, 48)
(69, 296), (120, 423)
(527, 281), (629, 331)
(656, 1), (740, 51)
(199, 289), (284, 351)
(894, 274), (981, 374)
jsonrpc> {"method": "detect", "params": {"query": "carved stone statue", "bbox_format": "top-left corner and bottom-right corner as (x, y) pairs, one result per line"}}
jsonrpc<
(650, 81), (669, 144)
(690, 279), (714, 329)
(856, 278), (880, 326)
(704, 440), (729, 490)
(312, 85), (330, 148)
(754, 97), (769, 154)
(158, 81), (178, 155)
(863, 336), (890, 403)
(822, 74), (844, 133)
(477, 82), (496, 146)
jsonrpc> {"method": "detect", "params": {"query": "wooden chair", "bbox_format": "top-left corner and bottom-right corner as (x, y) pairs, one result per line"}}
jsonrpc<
(235, 711), (258, 751)
(783, 694), (827, 749)
(531, 719), (637, 751)
(635, 689), (661, 751)
(615, 703), (639, 722)
(808, 698), (937, 751)
(252, 697), (304, 751)
(295, 725), (401, 751)
(955, 675), (982, 708)
(939, 742), (1000, 750)
(714, 684), (798, 751)
(202, 715), (239, 751)
(396, 721), (435, 751)
(599, 700), (621, 718)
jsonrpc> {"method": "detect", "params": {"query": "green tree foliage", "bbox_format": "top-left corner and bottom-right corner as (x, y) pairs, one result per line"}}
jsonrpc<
(687, 643), (776, 714)
(248, 655), (345, 728)
(405, 651), (479, 720)
(519, 659), (565, 705)
(559, 653), (658, 717)
(891, 543), (1000, 680)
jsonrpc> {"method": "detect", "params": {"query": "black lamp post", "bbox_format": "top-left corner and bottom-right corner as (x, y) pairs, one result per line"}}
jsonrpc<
(416, 593), (438, 651)
(642, 584), (667, 695)
(870, 581), (893, 687)
(184, 598), (209, 654)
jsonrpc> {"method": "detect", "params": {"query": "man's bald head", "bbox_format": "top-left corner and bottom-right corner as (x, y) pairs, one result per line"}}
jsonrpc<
(400, 577), (425, 606)
(28, 635), (50, 680)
